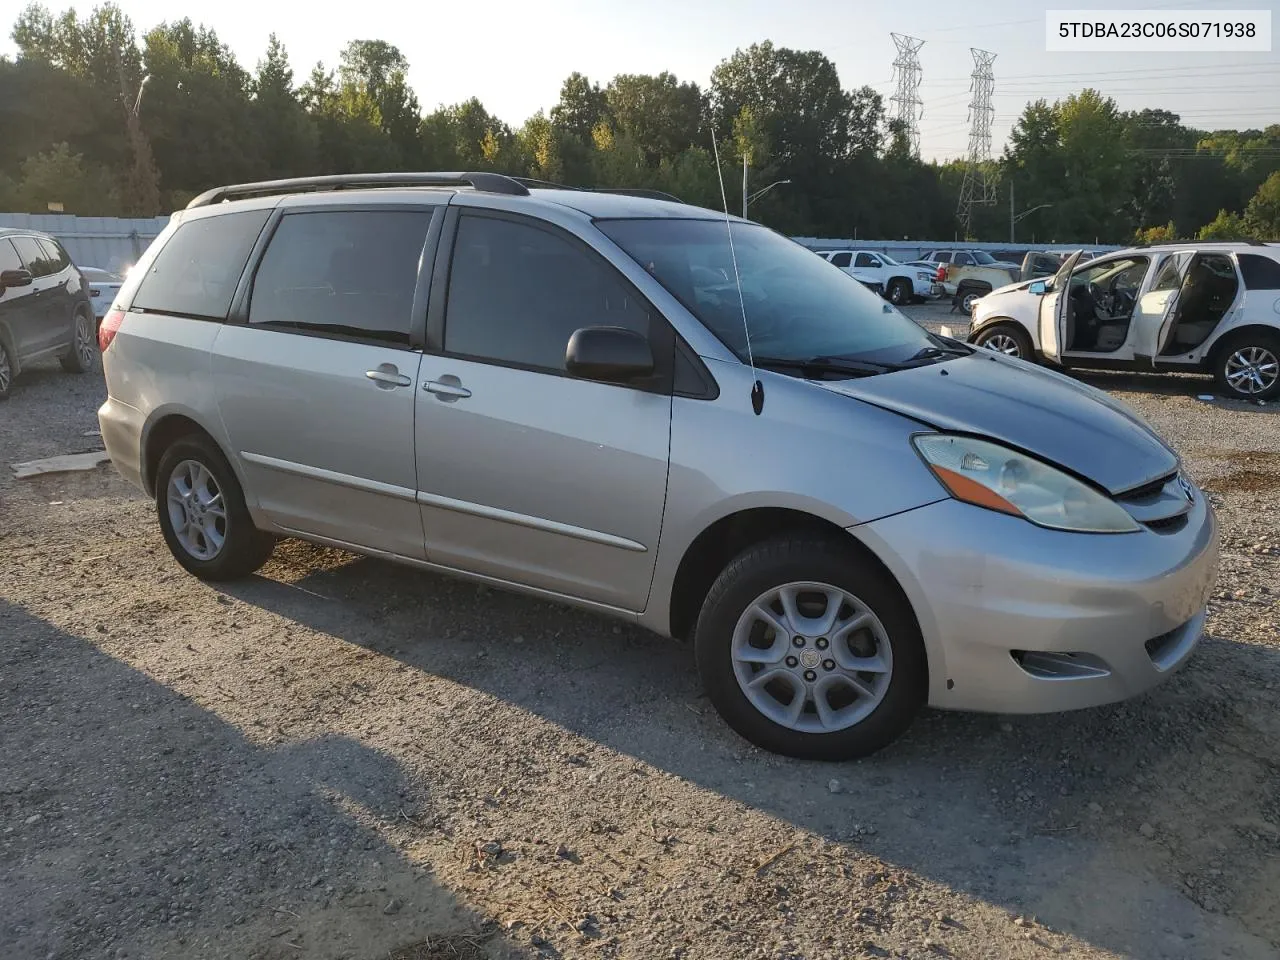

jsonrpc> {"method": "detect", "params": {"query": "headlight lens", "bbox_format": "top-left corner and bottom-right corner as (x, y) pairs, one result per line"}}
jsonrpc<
(913, 434), (1140, 533)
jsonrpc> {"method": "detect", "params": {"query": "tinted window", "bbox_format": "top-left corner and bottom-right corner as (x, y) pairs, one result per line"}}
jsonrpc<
(0, 239), (22, 274)
(38, 238), (70, 272)
(12, 236), (55, 277)
(249, 210), (431, 345)
(934, 252), (951, 263)
(954, 252), (974, 265)
(1238, 254), (1280, 290)
(854, 253), (879, 268)
(445, 214), (652, 371)
(133, 210), (270, 320)
(829, 252), (852, 267)
(598, 218), (939, 365)
(1150, 256), (1183, 292)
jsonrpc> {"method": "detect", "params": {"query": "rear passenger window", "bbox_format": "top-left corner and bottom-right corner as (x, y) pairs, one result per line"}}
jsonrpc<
(954, 252), (974, 265)
(132, 210), (270, 320)
(12, 236), (55, 277)
(444, 214), (652, 373)
(38, 238), (70, 272)
(829, 252), (852, 268)
(248, 210), (431, 346)
(1237, 254), (1280, 290)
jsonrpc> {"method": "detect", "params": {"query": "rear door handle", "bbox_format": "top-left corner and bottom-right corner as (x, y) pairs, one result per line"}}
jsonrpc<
(423, 378), (471, 400)
(366, 367), (412, 388)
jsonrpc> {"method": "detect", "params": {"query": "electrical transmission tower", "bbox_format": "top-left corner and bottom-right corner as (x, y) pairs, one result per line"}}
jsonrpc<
(889, 33), (925, 156)
(956, 48), (997, 238)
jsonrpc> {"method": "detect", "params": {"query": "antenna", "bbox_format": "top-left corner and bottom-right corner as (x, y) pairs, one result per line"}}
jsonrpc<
(709, 123), (764, 415)
(957, 48), (997, 238)
(889, 33), (925, 156)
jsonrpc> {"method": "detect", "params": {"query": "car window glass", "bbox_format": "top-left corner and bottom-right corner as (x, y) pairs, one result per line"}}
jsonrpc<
(249, 210), (431, 345)
(1072, 256), (1150, 292)
(854, 253), (879, 268)
(0, 239), (22, 275)
(1238, 254), (1280, 290)
(444, 214), (652, 372)
(954, 252), (974, 265)
(828, 252), (850, 267)
(934, 252), (951, 263)
(133, 210), (270, 320)
(1149, 257), (1183, 292)
(12, 236), (54, 277)
(38, 238), (70, 272)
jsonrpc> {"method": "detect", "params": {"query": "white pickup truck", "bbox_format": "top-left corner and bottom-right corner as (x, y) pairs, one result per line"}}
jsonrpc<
(815, 250), (944, 305)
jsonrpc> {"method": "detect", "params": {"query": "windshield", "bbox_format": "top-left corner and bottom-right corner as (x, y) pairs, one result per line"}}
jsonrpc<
(972, 251), (999, 265)
(597, 218), (941, 366)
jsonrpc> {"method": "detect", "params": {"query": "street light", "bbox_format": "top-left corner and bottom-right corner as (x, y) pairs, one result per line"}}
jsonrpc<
(1009, 182), (1053, 243)
(744, 179), (791, 218)
(133, 74), (152, 116)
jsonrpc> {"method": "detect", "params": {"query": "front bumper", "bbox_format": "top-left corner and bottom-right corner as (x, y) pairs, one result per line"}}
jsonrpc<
(853, 489), (1219, 714)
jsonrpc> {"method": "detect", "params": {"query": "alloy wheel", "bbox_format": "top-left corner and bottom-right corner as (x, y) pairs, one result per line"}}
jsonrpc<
(166, 459), (228, 560)
(982, 332), (1021, 356)
(0, 346), (10, 394)
(1224, 346), (1279, 396)
(75, 313), (95, 368)
(730, 581), (893, 733)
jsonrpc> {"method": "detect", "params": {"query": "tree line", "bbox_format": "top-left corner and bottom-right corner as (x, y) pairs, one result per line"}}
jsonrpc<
(2, 2), (1277, 242)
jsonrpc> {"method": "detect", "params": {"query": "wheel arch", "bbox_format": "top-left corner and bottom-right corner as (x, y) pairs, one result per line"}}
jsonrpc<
(1205, 323), (1280, 370)
(141, 409), (236, 498)
(666, 506), (922, 652)
(0, 321), (21, 377)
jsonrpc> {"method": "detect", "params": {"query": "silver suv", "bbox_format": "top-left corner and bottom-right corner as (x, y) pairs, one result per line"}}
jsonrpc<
(98, 173), (1219, 760)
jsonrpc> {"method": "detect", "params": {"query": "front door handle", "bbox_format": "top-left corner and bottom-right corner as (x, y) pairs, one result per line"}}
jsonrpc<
(366, 366), (412, 388)
(423, 377), (472, 400)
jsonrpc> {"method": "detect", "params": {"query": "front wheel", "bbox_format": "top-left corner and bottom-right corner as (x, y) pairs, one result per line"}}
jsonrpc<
(155, 435), (276, 580)
(887, 278), (912, 306)
(694, 536), (927, 760)
(1214, 332), (1280, 402)
(973, 323), (1034, 360)
(0, 337), (13, 400)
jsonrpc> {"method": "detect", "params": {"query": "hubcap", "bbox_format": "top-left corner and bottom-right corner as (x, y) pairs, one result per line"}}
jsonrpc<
(982, 332), (1021, 356)
(730, 581), (893, 734)
(1224, 346), (1279, 395)
(0, 347), (10, 393)
(963, 293), (980, 312)
(75, 313), (95, 367)
(891, 283), (906, 304)
(166, 459), (228, 561)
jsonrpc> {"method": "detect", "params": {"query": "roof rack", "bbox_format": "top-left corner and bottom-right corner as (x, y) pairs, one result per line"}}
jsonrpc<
(508, 177), (685, 204)
(1130, 238), (1267, 248)
(186, 171), (530, 209)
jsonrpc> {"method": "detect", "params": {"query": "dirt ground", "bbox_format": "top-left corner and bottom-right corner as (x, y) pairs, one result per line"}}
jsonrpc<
(2, 327), (1278, 960)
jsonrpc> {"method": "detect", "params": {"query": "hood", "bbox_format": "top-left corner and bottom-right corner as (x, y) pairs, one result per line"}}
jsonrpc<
(823, 352), (1177, 495)
(984, 277), (1038, 298)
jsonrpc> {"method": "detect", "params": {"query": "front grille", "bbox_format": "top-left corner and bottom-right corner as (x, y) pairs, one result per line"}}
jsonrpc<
(1117, 472), (1177, 502)
(1115, 471), (1193, 531)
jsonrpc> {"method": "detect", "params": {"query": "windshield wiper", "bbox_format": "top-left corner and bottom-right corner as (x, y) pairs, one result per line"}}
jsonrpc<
(755, 355), (903, 377)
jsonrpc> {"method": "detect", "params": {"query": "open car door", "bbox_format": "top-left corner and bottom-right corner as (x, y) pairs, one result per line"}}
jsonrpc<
(1132, 251), (1195, 366)
(1038, 250), (1083, 363)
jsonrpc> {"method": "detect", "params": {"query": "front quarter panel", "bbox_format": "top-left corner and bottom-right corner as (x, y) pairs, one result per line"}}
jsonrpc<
(971, 288), (1041, 344)
(643, 358), (947, 634)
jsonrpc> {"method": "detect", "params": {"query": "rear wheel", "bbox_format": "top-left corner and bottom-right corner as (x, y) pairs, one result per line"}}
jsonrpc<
(956, 282), (991, 315)
(1214, 331), (1280, 402)
(694, 536), (927, 760)
(155, 435), (276, 580)
(887, 278), (912, 306)
(59, 308), (96, 373)
(0, 338), (13, 400)
(973, 323), (1034, 360)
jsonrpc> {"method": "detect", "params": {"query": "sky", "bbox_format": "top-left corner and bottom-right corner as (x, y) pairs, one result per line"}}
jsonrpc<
(2, 0), (1277, 160)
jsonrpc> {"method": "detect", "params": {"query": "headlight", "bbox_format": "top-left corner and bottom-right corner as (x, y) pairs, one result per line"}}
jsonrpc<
(916, 272), (932, 282)
(912, 434), (1140, 533)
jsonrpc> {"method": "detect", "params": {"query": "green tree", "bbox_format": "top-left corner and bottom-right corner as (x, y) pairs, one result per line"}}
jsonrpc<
(1133, 222), (1178, 244)
(1197, 209), (1254, 240)
(337, 40), (420, 165)
(251, 34), (316, 178)
(14, 141), (120, 214)
(604, 72), (704, 165)
(550, 72), (608, 143)
(1245, 171), (1280, 238)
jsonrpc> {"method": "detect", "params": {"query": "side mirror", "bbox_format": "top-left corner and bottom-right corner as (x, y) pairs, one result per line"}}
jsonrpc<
(1028, 279), (1048, 295)
(0, 268), (33, 291)
(565, 326), (654, 384)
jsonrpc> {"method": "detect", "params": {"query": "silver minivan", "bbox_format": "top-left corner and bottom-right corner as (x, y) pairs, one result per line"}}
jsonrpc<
(98, 173), (1219, 760)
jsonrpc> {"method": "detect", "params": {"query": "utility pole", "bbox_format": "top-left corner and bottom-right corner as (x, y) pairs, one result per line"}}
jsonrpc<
(742, 153), (748, 219)
(957, 48), (997, 239)
(890, 34), (925, 156)
(1010, 182), (1014, 243)
(119, 66), (160, 216)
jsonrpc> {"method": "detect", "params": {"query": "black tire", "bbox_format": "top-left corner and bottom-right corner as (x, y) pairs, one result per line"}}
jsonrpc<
(155, 435), (276, 580)
(972, 322), (1034, 360)
(59, 307), (96, 374)
(1212, 330), (1280, 402)
(0, 337), (13, 400)
(693, 535), (927, 761)
(887, 278), (912, 306)
(955, 282), (991, 315)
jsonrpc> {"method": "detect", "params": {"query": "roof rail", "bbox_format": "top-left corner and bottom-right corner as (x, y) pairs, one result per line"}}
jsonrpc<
(1130, 238), (1267, 248)
(508, 178), (685, 204)
(186, 171), (529, 209)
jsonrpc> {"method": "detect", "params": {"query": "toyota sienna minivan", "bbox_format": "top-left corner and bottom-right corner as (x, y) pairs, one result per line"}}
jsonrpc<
(98, 172), (1219, 760)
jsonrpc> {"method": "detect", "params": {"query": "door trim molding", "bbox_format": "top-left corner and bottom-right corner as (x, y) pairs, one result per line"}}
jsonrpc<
(415, 489), (647, 553)
(239, 451), (418, 502)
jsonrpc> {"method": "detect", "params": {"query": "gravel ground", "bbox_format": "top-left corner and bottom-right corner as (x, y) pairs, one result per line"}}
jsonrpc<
(1, 339), (1278, 960)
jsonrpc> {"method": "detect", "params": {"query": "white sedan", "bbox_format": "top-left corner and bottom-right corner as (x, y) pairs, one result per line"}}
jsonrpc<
(79, 266), (125, 324)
